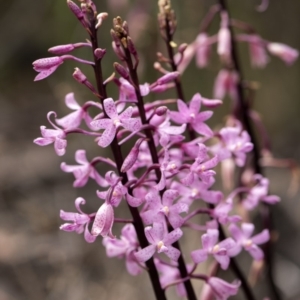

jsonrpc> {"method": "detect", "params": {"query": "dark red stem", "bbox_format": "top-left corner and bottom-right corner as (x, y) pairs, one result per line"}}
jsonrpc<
(89, 23), (166, 300)
(217, 1), (281, 299)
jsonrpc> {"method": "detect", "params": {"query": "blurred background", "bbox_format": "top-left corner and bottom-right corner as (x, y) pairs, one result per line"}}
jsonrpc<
(0, 0), (299, 299)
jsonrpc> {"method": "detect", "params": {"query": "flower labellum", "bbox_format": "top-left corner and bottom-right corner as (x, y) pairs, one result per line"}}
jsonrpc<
(91, 202), (115, 238)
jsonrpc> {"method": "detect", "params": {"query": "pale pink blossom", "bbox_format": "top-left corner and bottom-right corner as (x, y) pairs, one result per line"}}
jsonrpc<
(267, 42), (299, 65)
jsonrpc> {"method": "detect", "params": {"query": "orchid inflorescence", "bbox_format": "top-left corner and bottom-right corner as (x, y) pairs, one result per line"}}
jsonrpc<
(33, 0), (298, 299)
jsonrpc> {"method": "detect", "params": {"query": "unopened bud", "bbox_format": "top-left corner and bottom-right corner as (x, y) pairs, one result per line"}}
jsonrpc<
(94, 48), (106, 60)
(48, 44), (75, 55)
(121, 138), (146, 173)
(155, 106), (168, 116)
(157, 71), (180, 85)
(122, 20), (129, 35)
(267, 42), (299, 65)
(127, 36), (137, 56)
(110, 29), (121, 46)
(73, 67), (87, 83)
(96, 12), (108, 29)
(151, 83), (174, 93)
(112, 41), (126, 60)
(67, 0), (86, 26)
(113, 62), (129, 79)
(201, 97), (223, 108)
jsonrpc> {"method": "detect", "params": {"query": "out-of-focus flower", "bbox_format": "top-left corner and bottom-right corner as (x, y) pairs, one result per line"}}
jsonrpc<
(207, 277), (240, 300)
(191, 229), (237, 270)
(243, 174), (280, 210)
(103, 224), (142, 276)
(229, 222), (270, 260)
(213, 69), (239, 101)
(267, 42), (299, 65)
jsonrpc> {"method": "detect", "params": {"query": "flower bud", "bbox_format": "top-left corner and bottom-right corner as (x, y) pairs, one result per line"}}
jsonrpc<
(113, 62), (130, 79)
(67, 0), (86, 26)
(156, 71), (180, 85)
(48, 44), (75, 55)
(94, 48), (106, 60)
(127, 36), (137, 56)
(201, 97), (223, 108)
(155, 106), (168, 116)
(121, 138), (145, 172)
(196, 33), (211, 68)
(91, 202), (115, 238)
(217, 12), (231, 63)
(267, 42), (299, 65)
(96, 12), (108, 29)
(112, 41), (126, 60)
(73, 67), (87, 83)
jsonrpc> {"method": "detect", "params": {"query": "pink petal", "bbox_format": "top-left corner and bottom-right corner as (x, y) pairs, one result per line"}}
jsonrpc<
(181, 172), (195, 186)
(140, 83), (150, 96)
(34, 137), (53, 146)
(162, 189), (179, 207)
(228, 224), (243, 243)
(177, 99), (189, 115)
(195, 111), (213, 122)
(65, 92), (81, 110)
(165, 245), (181, 261)
(55, 110), (83, 129)
(97, 124), (116, 148)
(146, 222), (165, 242)
(169, 111), (188, 124)
(141, 210), (159, 225)
(126, 193), (144, 207)
(262, 195), (280, 205)
(91, 202), (114, 238)
(164, 228), (183, 245)
(168, 213), (184, 229)
(103, 98), (118, 119)
(119, 106), (133, 119)
(40, 127), (61, 138)
(247, 244), (264, 261)
(241, 223), (255, 239)
(163, 124), (186, 135)
(126, 254), (143, 275)
(75, 149), (88, 164)
(251, 229), (270, 245)
(192, 122), (213, 137)
(121, 224), (137, 244)
(84, 224), (97, 243)
(171, 202), (189, 214)
(208, 277), (240, 300)
(134, 245), (156, 262)
(191, 248), (208, 264)
(90, 118), (112, 130)
(189, 93), (201, 114)
(54, 138), (67, 156)
(34, 65), (59, 81)
(122, 118), (142, 132)
(202, 229), (219, 249)
(214, 254), (230, 270)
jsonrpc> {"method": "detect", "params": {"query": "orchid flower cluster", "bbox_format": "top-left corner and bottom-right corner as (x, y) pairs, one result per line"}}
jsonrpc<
(33, 1), (298, 300)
